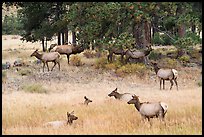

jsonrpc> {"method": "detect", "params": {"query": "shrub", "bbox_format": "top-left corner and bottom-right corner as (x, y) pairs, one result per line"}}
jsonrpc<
(94, 57), (108, 69)
(70, 55), (83, 66)
(149, 51), (163, 60)
(152, 32), (165, 45)
(21, 83), (48, 94)
(105, 59), (123, 70)
(83, 50), (96, 58)
(178, 55), (190, 64)
(115, 63), (148, 78)
(159, 58), (178, 69)
(198, 81), (202, 87)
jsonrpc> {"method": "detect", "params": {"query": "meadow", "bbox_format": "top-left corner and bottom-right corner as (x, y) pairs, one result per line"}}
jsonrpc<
(2, 35), (202, 135)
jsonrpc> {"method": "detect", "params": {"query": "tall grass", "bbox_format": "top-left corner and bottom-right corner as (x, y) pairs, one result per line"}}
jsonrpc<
(2, 92), (202, 135)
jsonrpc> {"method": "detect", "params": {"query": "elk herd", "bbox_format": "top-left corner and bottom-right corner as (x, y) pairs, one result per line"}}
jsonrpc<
(29, 43), (179, 128)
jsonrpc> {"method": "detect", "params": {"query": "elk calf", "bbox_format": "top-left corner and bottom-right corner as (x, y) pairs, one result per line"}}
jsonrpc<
(84, 96), (92, 105)
(43, 111), (78, 128)
(30, 49), (60, 72)
(108, 88), (134, 102)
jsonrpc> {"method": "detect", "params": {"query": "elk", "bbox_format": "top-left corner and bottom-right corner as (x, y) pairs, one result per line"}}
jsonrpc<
(127, 95), (168, 122)
(43, 111), (78, 128)
(125, 44), (153, 64)
(151, 61), (178, 90)
(84, 96), (92, 105)
(30, 49), (60, 72)
(49, 44), (84, 64)
(108, 88), (134, 102)
(107, 47), (126, 63)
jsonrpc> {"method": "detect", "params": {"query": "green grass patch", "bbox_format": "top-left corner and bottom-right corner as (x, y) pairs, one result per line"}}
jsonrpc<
(2, 70), (7, 83)
(17, 68), (32, 76)
(21, 83), (48, 94)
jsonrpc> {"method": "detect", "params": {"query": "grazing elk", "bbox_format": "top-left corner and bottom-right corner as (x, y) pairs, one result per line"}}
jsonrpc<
(84, 96), (93, 105)
(127, 95), (168, 122)
(108, 88), (134, 102)
(30, 49), (60, 72)
(151, 61), (178, 90)
(43, 111), (78, 128)
(107, 47), (126, 63)
(125, 44), (153, 64)
(49, 43), (84, 64)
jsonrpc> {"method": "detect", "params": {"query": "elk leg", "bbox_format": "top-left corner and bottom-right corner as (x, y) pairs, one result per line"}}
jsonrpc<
(57, 62), (60, 71)
(170, 80), (174, 90)
(43, 63), (45, 72)
(120, 55), (122, 62)
(162, 79), (165, 90)
(67, 55), (70, 64)
(51, 62), (56, 71)
(107, 54), (110, 62)
(174, 79), (178, 90)
(46, 62), (49, 71)
(160, 79), (162, 90)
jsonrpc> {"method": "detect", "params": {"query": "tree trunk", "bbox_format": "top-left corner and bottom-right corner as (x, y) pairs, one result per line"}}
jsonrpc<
(178, 24), (186, 38)
(72, 31), (76, 45)
(45, 38), (47, 51)
(144, 20), (151, 45)
(65, 29), (68, 44)
(62, 32), (65, 45)
(42, 38), (45, 52)
(58, 32), (61, 45)
(133, 21), (143, 49)
(191, 24), (196, 33)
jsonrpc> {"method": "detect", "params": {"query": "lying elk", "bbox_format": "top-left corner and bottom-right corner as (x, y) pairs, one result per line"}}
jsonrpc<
(151, 61), (178, 90)
(30, 49), (60, 72)
(107, 47), (126, 62)
(127, 95), (168, 122)
(49, 43), (84, 64)
(84, 96), (93, 105)
(108, 88), (134, 102)
(43, 111), (78, 128)
(125, 44), (153, 64)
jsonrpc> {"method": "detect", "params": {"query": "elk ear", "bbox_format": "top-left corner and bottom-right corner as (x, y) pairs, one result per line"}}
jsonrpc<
(67, 112), (70, 117)
(84, 96), (87, 100)
(70, 110), (74, 115)
(115, 88), (117, 91)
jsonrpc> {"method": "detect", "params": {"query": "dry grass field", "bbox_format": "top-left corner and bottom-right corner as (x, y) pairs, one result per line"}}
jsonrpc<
(2, 35), (202, 135)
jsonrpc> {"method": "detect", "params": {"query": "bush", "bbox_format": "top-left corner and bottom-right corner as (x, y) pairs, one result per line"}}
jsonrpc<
(94, 57), (108, 69)
(21, 83), (48, 94)
(115, 63), (148, 78)
(105, 59), (123, 70)
(149, 51), (163, 60)
(159, 58), (178, 69)
(70, 55), (83, 66)
(83, 50), (96, 58)
(179, 55), (190, 63)
(152, 32), (165, 45)
(198, 81), (202, 87)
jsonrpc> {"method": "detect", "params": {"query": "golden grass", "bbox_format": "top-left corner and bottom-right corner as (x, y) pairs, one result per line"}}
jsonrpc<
(2, 35), (202, 135)
(2, 86), (202, 135)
